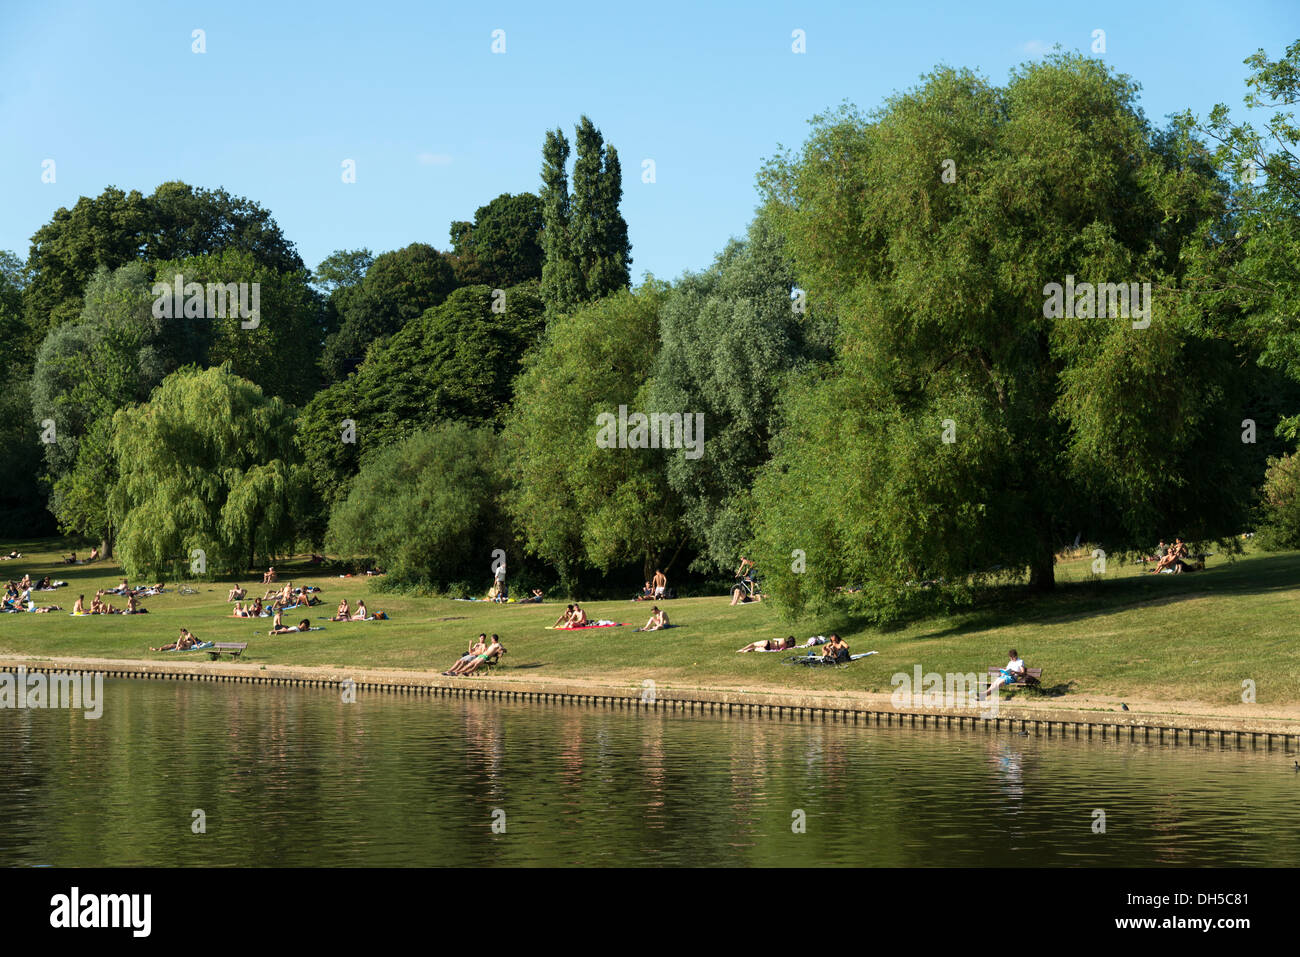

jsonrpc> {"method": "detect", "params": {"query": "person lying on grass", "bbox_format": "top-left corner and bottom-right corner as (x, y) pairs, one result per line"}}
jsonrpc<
(730, 584), (762, 605)
(983, 648), (1027, 697)
(270, 618), (312, 635)
(820, 634), (850, 661)
(444, 634), (489, 675)
(152, 628), (200, 652)
(634, 607), (669, 632)
(227, 585), (247, 602)
(456, 635), (506, 677)
(330, 599), (351, 621)
(737, 635), (796, 653)
(519, 588), (545, 603)
(553, 605), (576, 627)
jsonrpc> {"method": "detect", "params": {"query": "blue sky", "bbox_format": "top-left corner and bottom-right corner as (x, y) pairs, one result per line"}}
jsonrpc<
(1, 1), (1295, 284)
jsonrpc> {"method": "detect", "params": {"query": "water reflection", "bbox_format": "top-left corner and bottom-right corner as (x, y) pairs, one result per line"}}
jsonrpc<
(0, 679), (1296, 867)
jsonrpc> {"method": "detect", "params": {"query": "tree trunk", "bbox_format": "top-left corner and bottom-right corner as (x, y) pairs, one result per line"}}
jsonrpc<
(1028, 528), (1056, 591)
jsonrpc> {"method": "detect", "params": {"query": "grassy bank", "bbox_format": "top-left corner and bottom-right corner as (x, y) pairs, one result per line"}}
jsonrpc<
(2, 539), (1298, 712)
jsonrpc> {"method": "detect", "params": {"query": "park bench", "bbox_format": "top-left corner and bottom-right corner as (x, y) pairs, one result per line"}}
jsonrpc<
(986, 666), (1042, 692)
(207, 642), (248, 661)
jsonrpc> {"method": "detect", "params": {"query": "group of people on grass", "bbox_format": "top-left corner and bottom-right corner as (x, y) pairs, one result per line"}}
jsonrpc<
(736, 633), (851, 660)
(72, 590), (151, 615)
(1145, 538), (1202, 574)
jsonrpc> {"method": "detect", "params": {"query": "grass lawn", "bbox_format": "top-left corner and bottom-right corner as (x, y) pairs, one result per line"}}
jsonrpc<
(2, 538), (1299, 712)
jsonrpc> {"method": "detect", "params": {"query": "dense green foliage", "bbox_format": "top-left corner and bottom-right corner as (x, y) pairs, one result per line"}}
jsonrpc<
(327, 422), (509, 588)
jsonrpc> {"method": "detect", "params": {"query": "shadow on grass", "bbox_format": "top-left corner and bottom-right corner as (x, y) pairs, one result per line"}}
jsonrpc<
(889, 551), (1300, 642)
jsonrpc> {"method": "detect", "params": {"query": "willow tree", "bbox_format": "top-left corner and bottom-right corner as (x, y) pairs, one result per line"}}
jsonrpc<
(750, 54), (1260, 619)
(112, 364), (306, 577)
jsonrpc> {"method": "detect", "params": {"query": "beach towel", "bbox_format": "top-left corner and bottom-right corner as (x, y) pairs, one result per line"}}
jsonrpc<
(551, 620), (625, 630)
(784, 651), (878, 666)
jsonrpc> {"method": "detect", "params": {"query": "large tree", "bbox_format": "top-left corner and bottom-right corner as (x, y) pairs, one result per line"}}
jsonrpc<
(112, 365), (306, 578)
(646, 216), (834, 574)
(448, 192), (545, 288)
(539, 117), (631, 317)
(24, 181), (302, 338)
(749, 55), (1259, 620)
(320, 242), (457, 380)
(297, 282), (546, 532)
(503, 285), (680, 594)
(327, 422), (509, 589)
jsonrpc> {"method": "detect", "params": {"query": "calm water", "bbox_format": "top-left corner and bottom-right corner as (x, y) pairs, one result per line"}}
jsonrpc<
(1, 678), (1297, 866)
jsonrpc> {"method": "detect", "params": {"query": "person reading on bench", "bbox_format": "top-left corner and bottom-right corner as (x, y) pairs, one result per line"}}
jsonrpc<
(152, 628), (199, 652)
(444, 634), (488, 675)
(553, 605), (576, 628)
(457, 635), (506, 676)
(636, 606), (669, 632)
(821, 634), (850, 661)
(228, 585), (246, 601)
(331, 599), (351, 621)
(737, 635), (796, 653)
(985, 649), (1026, 696)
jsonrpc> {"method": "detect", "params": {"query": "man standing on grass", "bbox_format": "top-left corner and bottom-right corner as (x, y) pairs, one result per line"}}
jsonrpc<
(493, 556), (508, 601)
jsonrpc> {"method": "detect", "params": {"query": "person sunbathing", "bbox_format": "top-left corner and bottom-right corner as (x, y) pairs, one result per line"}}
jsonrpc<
(270, 618), (312, 635)
(737, 635), (796, 653)
(444, 634), (489, 675)
(730, 584), (763, 605)
(635, 607), (669, 632)
(519, 588), (545, 603)
(228, 585), (246, 601)
(351, 599), (369, 620)
(552, 605), (576, 627)
(568, 605), (588, 627)
(821, 633), (850, 661)
(1153, 538), (1188, 573)
(18, 574), (31, 590)
(330, 599), (351, 621)
(87, 546), (99, 561)
(124, 593), (148, 614)
(262, 566), (277, 584)
(72, 594), (85, 614)
(634, 581), (653, 601)
(32, 604), (61, 613)
(152, 628), (200, 652)
(1, 550), (20, 560)
(652, 569), (668, 599)
(457, 635), (506, 676)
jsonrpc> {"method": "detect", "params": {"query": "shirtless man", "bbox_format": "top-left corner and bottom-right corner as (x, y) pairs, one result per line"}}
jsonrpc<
(821, 633), (850, 661)
(270, 618), (312, 635)
(72, 594), (86, 614)
(552, 605), (576, 628)
(228, 584), (247, 602)
(457, 635), (506, 676)
(568, 604), (588, 627)
(635, 606), (669, 632)
(652, 569), (668, 599)
(444, 634), (489, 675)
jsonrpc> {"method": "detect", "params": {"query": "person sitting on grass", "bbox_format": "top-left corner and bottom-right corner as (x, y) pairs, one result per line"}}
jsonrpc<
(1152, 539), (1187, 574)
(351, 599), (369, 620)
(228, 584), (247, 601)
(124, 593), (148, 614)
(519, 588), (545, 604)
(248, 597), (264, 618)
(984, 649), (1027, 697)
(444, 634), (489, 675)
(737, 635), (796, 653)
(568, 604), (589, 627)
(634, 581), (654, 601)
(552, 605), (576, 628)
(61, 551), (77, 565)
(730, 583), (763, 606)
(270, 618), (312, 635)
(262, 566), (277, 584)
(635, 606), (669, 632)
(821, 633), (850, 662)
(87, 546), (100, 561)
(456, 635), (506, 677)
(72, 594), (85, 614)
(331, 599), (351, 621)
(152, 628), (200, 652)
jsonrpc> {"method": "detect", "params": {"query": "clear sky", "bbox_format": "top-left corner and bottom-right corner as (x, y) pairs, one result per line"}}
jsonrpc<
(1, 1), (1295, 284)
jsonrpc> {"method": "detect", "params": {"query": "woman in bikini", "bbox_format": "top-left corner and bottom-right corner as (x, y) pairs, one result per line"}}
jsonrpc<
(351, 599), (369, 621)
(270, 618), (312, 635)
(152, 628), (199, 652)
(331, 599), (351, 622)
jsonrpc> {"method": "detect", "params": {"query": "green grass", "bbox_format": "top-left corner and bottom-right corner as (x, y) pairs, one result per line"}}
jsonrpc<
(2, 538), (1299, 711)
